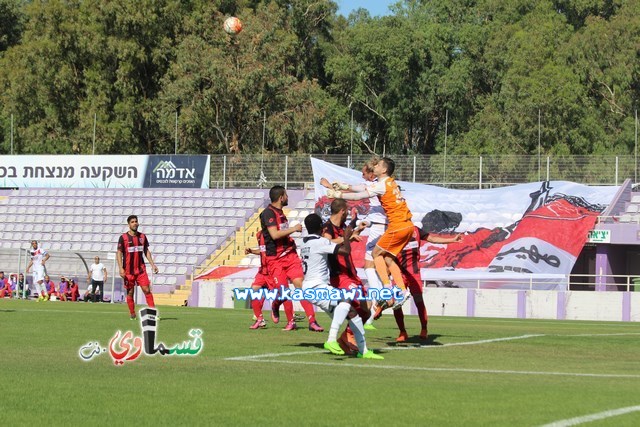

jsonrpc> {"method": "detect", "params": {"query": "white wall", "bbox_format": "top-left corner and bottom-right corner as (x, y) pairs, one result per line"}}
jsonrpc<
(194, 282), (640, 322)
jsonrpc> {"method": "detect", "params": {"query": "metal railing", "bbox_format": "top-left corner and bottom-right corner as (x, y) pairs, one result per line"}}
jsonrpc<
(209, 154), (639, 189)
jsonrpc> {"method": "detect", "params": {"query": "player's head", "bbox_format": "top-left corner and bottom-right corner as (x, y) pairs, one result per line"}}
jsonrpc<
(60, 275), (67, 282)
(44, 275), (49, 281)
(374, 157), (395, 177)
(18, 273), (24, 280)
(269, 185), (288, 206)
(362, 157), (379, 181)
(330, 198), (348, 223)
(127, 215), (139, 231)
(304, 213), (323, 235)
(0, 271), (4, 278)
(31, 240), (38, 249)
(94, 256), (100, 263)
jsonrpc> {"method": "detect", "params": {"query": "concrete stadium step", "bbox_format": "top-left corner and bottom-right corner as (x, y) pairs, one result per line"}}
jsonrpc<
(155, 289), (191, 307)
(195, 210), (264, 272)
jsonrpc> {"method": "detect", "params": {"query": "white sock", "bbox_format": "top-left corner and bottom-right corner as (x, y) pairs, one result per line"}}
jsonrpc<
(364, 268), (382, 325)
(37, 282), (47, 297)
(328, 302), (351, 342)
(348, 315), (367, 354)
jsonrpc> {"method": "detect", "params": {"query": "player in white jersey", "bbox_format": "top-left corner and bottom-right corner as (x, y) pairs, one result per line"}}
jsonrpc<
(300, 213), (383, 360)
(320, 157), (386, 329)
(26, 240), (50, 301)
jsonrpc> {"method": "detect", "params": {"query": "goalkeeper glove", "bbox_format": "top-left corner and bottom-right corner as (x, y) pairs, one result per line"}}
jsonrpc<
(331, 181), (350, 191)
(326, 189), (343, 198)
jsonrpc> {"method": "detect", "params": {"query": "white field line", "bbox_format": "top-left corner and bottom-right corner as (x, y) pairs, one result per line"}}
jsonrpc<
(554, 332), (640, 337)
(225, 334), (543, 361)
(228, 359), (640, 379)
(539, 405), (640, 426)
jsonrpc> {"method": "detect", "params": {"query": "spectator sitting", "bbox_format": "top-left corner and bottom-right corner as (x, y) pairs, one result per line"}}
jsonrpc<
(68, 279), (80, 302)
(8, 274), (18, 298)
(44, 275), (57, 300)
(58, 276), (70, 301)
(0, 271), (10, 298)
(82, 284), (95, 302)
(16, 273), (28, 298)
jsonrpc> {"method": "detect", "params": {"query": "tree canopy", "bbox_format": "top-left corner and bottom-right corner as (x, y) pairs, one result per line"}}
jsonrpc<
(0, 0), (638, 156)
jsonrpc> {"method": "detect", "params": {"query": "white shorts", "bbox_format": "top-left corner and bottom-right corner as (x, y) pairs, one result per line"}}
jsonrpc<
(302, 281), (334, 313)
(365, 223), (387, 261)
(32, 268), (46, 283)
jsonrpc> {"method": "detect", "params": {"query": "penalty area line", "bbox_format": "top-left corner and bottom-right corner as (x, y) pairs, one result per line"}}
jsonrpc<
(224, 334), (543, 361)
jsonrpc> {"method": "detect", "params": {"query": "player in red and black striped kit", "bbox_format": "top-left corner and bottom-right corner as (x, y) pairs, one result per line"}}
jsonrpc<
(392, 226), (461, 342)
(117, 215), (159, 320)
(245, 230), (276, 329)
(322, 198), (368, 353)
(260, 185), (323, 332)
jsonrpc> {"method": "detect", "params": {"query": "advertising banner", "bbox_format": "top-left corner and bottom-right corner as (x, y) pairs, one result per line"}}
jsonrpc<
(0, 155), (210, 188)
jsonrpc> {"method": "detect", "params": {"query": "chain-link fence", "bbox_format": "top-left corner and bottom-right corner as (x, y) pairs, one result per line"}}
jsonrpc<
(209, 154), (639, 189)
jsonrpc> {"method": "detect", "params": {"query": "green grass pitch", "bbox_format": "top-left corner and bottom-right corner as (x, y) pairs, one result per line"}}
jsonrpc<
(1, 299), (639, 426)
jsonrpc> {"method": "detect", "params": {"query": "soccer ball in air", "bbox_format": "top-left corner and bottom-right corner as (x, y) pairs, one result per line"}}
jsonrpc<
(223, 17), (243, 35)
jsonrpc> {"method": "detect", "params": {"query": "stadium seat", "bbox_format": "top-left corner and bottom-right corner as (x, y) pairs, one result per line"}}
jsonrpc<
(631, 195), (640, 204)
(626, 204), (639, 213)
(239, 257), (251, 266)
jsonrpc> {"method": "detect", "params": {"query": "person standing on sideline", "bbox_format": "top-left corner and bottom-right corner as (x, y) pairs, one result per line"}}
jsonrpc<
(117, 215), (159, 319)
(88, 256), (107, 303)
(260, 185), (323, 332)
(26, 240), (50, 301)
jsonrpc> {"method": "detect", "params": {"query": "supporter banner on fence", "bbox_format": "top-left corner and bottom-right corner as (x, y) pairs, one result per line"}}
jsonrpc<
(0, 155), (210, 188)
(310, 157), (619, 290)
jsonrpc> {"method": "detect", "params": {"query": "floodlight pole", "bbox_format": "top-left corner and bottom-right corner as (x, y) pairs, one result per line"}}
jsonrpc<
(92, 113), (97, 155)
(260, 109), (266, 186)
(538, 109), (541, 182)
(350, 110), (354, 167)
(444, 109), (448, 186)
(175, 110), (179, 155)
(10, 114), (14, 155)
(635, 108), (638, 183)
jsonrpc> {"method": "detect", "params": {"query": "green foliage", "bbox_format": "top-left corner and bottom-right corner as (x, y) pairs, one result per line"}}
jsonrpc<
(0, 0), (639, 157)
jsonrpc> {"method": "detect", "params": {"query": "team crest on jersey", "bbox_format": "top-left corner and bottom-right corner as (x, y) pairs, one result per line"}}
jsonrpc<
(268, 217), (275, 223)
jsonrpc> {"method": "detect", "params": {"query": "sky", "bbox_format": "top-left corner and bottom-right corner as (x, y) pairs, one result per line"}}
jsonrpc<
(336, 0), (396, 17)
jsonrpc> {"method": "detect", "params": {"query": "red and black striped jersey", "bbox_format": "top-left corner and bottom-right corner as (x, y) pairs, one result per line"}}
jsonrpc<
(397, 226), (428, 281)
(117, 232), (149, 275)
(322, 220), (360, 284)
(256, 230), (268, 275)
(259, 205), (296, 258)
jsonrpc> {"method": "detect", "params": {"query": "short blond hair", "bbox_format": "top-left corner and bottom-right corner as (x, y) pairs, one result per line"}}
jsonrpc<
(363, 156), (380, 173)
